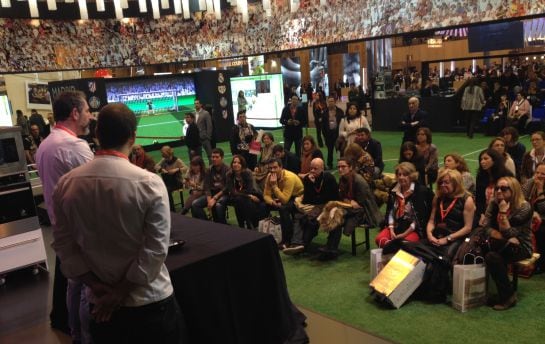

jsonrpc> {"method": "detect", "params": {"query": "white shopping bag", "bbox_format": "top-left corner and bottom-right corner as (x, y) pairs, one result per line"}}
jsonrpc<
(258, 216), (282, 244)
(452, 262), (487, 312)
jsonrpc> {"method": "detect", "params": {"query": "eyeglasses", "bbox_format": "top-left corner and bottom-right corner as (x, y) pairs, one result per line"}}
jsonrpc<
(494, 186), (511, 192)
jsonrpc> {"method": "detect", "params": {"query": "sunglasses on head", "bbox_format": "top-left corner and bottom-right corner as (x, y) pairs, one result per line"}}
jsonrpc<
(494, 185), (510, 192)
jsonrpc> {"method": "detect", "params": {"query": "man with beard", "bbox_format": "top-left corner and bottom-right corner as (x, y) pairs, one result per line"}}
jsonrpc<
(36, 91), (94, 343)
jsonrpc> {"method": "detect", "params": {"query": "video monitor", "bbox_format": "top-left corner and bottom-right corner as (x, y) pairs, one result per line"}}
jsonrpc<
(105, 75), (196, 145)
(230, 74), (284, 128)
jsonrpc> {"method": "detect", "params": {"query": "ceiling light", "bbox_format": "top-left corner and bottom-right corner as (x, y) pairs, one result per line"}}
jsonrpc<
(213, 0), (220, 19)
(28, 0), (39, 17)
(161, 0), (169, 9)
(0, 0), (11, 8)
(113, 0), (123, 19)
(182, 0), (190, 19)
(78, 0), (88, 19)
(138, 0), (147, 12)
(151, 0), (160, 19)
(121, 0), (128, 9)
(96, 0), (105, 11)
(173, 0), (181, 14)
(47, 0), (57, 11)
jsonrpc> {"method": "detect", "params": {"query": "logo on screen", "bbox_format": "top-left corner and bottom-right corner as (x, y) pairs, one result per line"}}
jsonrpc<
(218, 85), (226, 94)
(88, 81), (96, 93)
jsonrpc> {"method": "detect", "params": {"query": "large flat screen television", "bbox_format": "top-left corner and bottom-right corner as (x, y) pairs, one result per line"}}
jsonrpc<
(468, 21), (524, 53)
(105, 75), (196, 145)
(230, 74), (284, 128)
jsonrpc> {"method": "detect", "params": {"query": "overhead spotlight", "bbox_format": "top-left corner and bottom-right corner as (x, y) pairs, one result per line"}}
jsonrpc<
(138, 0), (147, 12)
(526, 57), (529, 61)
(174, 0), (182, 14)
(78, 0), (88, 19)
(28, 0), (39, 17)
(47, 0), (57, 11)
(151, 0), (160, 19)
(113, 0), (123, 19)
(96, 0), (105, 11)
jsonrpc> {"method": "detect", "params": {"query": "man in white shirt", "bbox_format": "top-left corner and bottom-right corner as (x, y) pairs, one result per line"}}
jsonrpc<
(36, 91), (94, 343)
(52, 103), (185, 343)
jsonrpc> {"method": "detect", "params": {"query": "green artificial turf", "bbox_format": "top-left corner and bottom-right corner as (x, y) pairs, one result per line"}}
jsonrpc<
(149, 129), (544, 344)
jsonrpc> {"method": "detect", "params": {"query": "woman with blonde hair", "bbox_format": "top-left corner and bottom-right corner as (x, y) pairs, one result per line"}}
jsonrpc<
(481, 176), (532, 310)
(426, 168), (476, 260)
(443, 153), (475, 195)
(375, 162), (433, 247)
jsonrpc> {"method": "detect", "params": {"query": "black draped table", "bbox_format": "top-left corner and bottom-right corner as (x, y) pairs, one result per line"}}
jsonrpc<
(166, 214), (305, 344)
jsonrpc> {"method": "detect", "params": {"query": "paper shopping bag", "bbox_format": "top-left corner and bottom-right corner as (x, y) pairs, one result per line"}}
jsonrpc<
(452, 264), (487, 312)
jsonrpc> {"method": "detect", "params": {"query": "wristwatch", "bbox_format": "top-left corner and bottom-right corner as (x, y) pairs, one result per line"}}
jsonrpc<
(447, 235), (453, 242)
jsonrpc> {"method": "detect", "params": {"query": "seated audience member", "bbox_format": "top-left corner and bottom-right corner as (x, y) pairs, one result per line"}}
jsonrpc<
(155, 145), (188, 211)
(191, 148), (230, 224)
(322, 96), (344, 170)
(225, 154), (264, 229)
(415, 127), (439, 187)
(272, 144), (301, 174)
(319, 158), (381, 261)
(476, 148), (513, 220)
(375, 162), (433, 248)
(521, 131), (545, 183)
(183, 113), (201, 161)
(338, 102), (371, 146)
(181, 156), (206, 215)
(263, 158), (304, 247)
(521, 162), (545, 273)
(343, 143), (375, 184)
(283, 158), (339, 255)
(254, 132), (275, 189)
(508, 91), (532, 134)
(354, 127), (384, 177)
(426, 169), (475, 261)
(230, 110), (258, 170)
(399, 141), (427, 186)
(481, 177), (532, 310)
(23, 124), (43, 165)
(443, 153), (476, 195)
(487, 93), (509, 136)
(130, 144), (155, 172)
(500, 126), (525, 178)
(489, 137), (516, 176)
(299, 135), (323, 178)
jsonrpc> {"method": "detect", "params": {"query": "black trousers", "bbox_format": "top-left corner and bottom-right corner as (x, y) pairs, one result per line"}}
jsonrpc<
(323, 131), (338, 168)
(284, 136), (302, 157)
(465, 110), (482, 138)
(485, 242), (530, 302)
(50, 256), (70, 334)
(269, 199), (296, 244)
(89, 294), (187, 344)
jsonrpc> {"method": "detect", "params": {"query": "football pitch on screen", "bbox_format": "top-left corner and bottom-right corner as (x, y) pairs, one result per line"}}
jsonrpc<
(129, 95), (195, 145)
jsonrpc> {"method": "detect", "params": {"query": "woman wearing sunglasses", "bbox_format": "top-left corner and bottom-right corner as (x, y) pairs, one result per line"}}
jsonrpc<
(481, 177), (532, 310)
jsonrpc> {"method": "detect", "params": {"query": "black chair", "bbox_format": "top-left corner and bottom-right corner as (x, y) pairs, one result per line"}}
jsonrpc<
(351, 224), (371, 256)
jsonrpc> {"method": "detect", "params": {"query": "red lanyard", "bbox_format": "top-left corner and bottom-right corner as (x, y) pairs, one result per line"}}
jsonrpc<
(440, 197), (458, 222)
(96, 149), (129, 161)
(55, 124), (77, 137)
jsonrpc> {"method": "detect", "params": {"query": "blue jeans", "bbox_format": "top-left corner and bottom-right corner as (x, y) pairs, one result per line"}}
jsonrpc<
(67, 279), (92, 343)
(191, 194), (228, 224)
